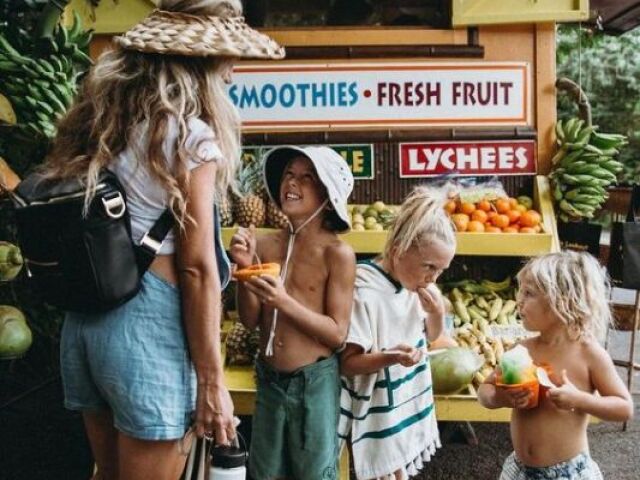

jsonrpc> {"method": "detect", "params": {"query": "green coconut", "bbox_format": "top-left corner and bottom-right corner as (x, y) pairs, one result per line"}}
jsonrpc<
(430, 347), (483, 394)
(0, 305), (32, 360)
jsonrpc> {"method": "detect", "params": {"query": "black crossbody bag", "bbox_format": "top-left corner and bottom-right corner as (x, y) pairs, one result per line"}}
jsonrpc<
(7, 169), (173, 313)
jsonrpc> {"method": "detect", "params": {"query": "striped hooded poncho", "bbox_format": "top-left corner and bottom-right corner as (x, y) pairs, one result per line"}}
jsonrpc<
(338, 262), (440, 480)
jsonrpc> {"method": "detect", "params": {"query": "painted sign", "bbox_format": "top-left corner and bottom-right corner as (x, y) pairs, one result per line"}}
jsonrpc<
(228, 62), (529, 129)
(399, 140), (536, 178)
(242, 144), (374, 179)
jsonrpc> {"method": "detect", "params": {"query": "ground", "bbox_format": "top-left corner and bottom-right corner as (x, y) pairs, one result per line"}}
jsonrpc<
(0, 331), (637, 480)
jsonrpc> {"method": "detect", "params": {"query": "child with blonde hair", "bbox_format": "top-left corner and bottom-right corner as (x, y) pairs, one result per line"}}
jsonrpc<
(339, 186), (456, 480)
(479, 251), (633, 480)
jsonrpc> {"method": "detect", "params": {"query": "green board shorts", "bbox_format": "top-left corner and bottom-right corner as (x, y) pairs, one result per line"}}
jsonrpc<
(249, 355), (340, 480)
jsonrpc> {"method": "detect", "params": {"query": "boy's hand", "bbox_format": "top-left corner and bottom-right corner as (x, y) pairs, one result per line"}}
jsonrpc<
(548, 370), (582, 412)
(229, 226), (257, 269)
(417, 284), (445, 318)
(244, 274), (288, 309)
(495, 385), (532, 409)
(389, 344), (423, 367)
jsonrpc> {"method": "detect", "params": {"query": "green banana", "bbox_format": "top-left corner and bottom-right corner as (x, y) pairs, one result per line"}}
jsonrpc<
(601, 159), (624, 173)
(555, 119), (565, 142)
(590, 168), (617, 182)
(480, 277), (512, 293)
(559, 149), (585, 168)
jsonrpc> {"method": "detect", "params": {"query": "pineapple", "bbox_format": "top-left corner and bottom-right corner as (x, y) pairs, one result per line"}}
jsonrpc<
(225, 322), (260, 366)
(219, 195), (234, 227)
(233, 157), (266, 227)
(266, 200), (289, 229)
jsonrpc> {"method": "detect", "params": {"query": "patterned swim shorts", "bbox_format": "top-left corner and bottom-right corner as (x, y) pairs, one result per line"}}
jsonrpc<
(499, 451), (603, 480)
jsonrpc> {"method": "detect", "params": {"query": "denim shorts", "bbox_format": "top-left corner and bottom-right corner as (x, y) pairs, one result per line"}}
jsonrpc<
(60, 270), (196, 440)
(249, 356), (340, 480)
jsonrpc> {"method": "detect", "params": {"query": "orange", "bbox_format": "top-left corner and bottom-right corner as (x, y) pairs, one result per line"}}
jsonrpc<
(471, 209), (489, 224)
(444, 200), (457, 215)
(520, 210), (542, 228)
(515, 204), (527, 214)
(451, 213), (470, 232)
(477, 199), (492, 212)
(506, 209), (521, 225)
(458, 202), (476, 215)
(487, 210), (498, 221)
(519, 227), (536, 234)
(533, 224), (543, 233)
(508, 197), (519, 209)
(491, 214), (510, 229)
(485, 225), (502, 233)
(495, 198), (511, 214)
(467, 220), (486, 233)
(502, 226), (519, 233)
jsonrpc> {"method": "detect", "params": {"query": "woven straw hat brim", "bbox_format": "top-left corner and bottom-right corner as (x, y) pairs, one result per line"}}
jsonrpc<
(115, 10), (285, 60)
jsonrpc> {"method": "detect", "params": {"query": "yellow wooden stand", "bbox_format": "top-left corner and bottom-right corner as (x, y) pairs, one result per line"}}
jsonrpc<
(223, 176), (560, 256)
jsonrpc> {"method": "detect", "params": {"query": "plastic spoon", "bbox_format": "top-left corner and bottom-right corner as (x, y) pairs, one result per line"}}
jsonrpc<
(536, 367), (555, 388)
(381, 348), (447, 357)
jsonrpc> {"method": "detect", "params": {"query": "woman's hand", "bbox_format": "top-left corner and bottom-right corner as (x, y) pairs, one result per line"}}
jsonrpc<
(229, 226), (257, 269)
(195, 382), (236, 445)
(417, 284), (446, 318)
(244, 274), (288, 309)
(388, 343), (423, 367)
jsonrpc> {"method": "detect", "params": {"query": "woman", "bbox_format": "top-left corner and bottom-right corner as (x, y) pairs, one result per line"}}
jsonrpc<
(44, 1), (284, 478)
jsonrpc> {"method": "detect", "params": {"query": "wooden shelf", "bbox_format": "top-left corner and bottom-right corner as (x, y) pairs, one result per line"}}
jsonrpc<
(224, 364), (511, 421)
(222, 176), (559, 257)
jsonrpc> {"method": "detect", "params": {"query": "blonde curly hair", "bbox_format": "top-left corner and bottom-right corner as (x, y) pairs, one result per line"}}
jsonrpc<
(517, 251), (612, 341)
(44, 0), (242, 228)
(383, 185), (457, 261)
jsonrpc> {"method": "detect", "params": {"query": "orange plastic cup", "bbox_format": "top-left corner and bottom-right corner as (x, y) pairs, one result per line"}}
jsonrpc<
(496, 369), (540, 409)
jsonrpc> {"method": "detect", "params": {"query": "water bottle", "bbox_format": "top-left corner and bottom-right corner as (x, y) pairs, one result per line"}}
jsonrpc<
(208, 432), (248, 479)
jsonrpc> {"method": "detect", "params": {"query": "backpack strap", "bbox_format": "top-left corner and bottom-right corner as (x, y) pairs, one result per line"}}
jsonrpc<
(135, 209), (174, 272)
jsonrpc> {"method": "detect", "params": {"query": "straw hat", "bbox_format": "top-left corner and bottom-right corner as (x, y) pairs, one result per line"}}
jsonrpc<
(115, 9), (285, 60)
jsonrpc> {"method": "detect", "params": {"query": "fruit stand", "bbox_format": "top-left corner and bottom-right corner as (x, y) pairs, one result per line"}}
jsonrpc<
(73, 0), (593, 425)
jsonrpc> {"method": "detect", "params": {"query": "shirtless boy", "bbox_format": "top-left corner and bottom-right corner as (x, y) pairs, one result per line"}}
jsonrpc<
(230, 146), (356, 480)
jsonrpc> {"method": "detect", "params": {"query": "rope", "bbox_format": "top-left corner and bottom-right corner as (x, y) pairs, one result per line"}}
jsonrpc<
(264, 199), (329, 356)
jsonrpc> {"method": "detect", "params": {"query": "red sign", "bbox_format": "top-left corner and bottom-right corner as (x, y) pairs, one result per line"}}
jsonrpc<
(399, 140), (536, 177)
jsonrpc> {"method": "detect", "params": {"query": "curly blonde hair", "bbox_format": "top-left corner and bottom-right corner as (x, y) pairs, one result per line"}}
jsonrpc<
(517, 251), (612, 341)
(44, 0), (242, 228)
(383, 185), (457, 260)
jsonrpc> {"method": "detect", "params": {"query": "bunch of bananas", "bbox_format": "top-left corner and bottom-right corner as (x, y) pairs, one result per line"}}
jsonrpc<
(0, 11), (92, 139)
(550, 117), (628, 222)
(442, 277), (519, 329)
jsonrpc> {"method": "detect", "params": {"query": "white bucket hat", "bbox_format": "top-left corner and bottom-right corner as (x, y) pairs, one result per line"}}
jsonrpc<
(263, 146), (354, 233)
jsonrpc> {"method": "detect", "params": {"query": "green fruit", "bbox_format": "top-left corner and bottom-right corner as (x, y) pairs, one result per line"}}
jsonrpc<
(363, 207), (378, 220)
(0, 305), (32, 360)
(0, 242), (23, 282)
(372, 200), (386, 213)
(517, 196), (533, 210)
(352, 223), (365, 231)
(431, 347), (483, 394)
(364, 216), (378, 229)
(352, 213), (364, 224)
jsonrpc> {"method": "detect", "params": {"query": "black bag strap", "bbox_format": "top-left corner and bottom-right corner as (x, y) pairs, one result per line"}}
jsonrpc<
(135, 208), (174, 272)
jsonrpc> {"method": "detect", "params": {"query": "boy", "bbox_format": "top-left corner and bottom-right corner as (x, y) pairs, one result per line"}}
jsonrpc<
(229, 146), (356, 480)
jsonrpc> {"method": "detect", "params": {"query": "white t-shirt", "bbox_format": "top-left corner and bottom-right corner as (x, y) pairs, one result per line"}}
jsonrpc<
(110, 117), (223, 254)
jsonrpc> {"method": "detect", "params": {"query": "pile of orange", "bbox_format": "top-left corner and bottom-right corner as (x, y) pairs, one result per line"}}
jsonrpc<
(444, 197), (542, 234)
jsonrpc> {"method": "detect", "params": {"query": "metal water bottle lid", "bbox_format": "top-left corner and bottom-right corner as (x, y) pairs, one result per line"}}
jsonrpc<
(211, 444), (247, 469)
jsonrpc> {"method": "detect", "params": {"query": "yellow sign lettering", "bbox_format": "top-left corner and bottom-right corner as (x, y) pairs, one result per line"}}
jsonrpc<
(352, 150), (364, 173)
